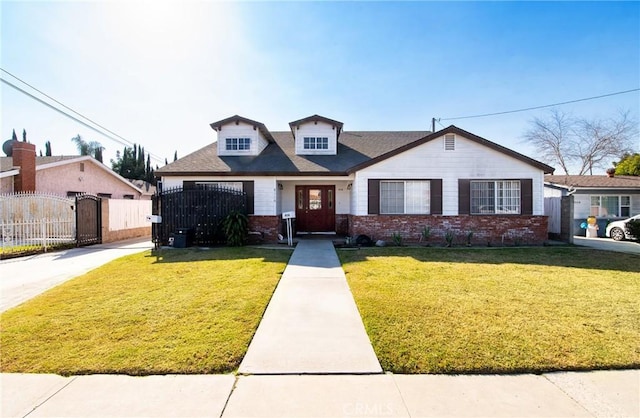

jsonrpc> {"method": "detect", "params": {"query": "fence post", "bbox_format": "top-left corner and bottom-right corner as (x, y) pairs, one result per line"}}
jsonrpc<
(41, 219), (47, 252)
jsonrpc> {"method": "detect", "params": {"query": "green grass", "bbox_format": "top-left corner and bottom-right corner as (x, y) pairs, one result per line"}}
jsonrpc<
(0, 247), (292, 375)
(340, 247), (640, 374)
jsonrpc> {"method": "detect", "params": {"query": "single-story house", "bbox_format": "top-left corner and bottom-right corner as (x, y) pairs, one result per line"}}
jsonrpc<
(544, 174), (640, 237)
(0, 141), (148, 199)
(155, 114), (555, 245)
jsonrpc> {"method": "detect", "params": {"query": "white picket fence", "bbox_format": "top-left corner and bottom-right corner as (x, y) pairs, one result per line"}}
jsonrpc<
(0, 192), (76, 255)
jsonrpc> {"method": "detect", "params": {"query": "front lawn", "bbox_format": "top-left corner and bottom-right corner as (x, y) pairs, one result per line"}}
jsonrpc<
(340, 247), (640, 374)
(0, 247), (291, 375)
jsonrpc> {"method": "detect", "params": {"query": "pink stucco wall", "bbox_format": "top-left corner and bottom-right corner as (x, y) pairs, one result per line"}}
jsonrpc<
(36, 161), (143, 199)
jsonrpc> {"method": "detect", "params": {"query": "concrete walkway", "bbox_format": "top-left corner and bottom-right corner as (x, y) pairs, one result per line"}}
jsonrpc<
(239, 240), (381, 374)
(0, 237), (153, 312)
(573, 236), (640, 254)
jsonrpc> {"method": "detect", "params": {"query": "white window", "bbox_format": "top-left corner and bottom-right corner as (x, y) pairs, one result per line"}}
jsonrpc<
(225, 138), (251, 151)
(380, 180), (430, 214)
(471, 180), (521, 214)
(196, 182), (243, 192)
(590, 195), (630, 217)
(303, 137), (329, 150)
(444, 134), (455, 151)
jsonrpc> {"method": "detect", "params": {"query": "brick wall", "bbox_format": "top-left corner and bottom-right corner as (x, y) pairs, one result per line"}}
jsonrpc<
(336, 214), (349, 235)
(248, 215), (281, 241)
(348, 215), (549, 246)
(12, 141), (36, 192)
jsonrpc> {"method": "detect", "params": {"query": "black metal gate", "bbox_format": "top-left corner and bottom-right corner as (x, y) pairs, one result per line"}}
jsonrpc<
(76, 194), (102, 246)
(153, 186), (247, 246)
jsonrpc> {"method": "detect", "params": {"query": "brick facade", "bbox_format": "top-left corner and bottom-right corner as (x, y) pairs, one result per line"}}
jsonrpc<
(12, 141), (36, 192)
(348, 215), (549, 246)
(248, 215), (281, 241)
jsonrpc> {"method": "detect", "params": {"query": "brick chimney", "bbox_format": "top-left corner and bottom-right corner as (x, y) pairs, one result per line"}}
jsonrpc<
(12, 141), (36, 192)
(606, 168), (615, 178)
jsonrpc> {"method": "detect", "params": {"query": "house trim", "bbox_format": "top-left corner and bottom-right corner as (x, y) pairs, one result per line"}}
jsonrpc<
(209, 115), (275, 143)
(288, 114), (344, 137)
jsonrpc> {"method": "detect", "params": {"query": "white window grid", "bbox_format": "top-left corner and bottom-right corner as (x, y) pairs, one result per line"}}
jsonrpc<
(471, 180), (520, 214)
(380, 181), (430, 214)
(303, 137), (329, 150)
(225, 137), (251, 151)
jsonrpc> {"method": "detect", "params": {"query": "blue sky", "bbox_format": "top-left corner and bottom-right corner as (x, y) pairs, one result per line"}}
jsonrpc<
(1, 1), (638, 172)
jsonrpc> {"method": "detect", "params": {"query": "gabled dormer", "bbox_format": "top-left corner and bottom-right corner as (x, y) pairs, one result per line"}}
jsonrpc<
(289, 115), (343, 156)
(210, 115), (274, 157)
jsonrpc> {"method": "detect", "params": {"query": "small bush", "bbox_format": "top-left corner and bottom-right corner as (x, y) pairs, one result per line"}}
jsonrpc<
(391, 232), (404, 247)
(222, 211), (249, 246)
(420, 226), (431, 244)
(625, 219), (640, 242)
(444, 230), (455, 247)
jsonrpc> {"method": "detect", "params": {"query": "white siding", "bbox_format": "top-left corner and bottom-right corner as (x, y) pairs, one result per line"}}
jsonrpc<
(353, 134), (546, 216)
(217, 122), (269, 157)
(294, 121), (337, 155)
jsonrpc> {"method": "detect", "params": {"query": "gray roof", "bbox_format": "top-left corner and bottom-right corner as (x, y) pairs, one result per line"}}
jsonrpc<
(157, 130), (429, 176)
(156, 125), (555, 177)
(545, 175), (640, 190)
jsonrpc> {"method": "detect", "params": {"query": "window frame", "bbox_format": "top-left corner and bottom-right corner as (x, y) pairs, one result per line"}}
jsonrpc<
(470, 180), (521, 215)
(379, 180), (431, 215)
(303, 136), (329, 150)
(590, 195), (631, 217)
(225, 137), (251, 151)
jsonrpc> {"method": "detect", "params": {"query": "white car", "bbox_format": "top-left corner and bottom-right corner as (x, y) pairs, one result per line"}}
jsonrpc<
(605, 214), (640, 241)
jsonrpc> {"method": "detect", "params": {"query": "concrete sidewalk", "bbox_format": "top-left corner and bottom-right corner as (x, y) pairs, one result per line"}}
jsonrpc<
(3, 370), (638, 417)
(0, 237), (153, 312)
(239, 239), (381, 374)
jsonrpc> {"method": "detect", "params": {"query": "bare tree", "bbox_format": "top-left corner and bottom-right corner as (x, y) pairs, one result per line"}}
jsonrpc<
(523, 109), (638, 174)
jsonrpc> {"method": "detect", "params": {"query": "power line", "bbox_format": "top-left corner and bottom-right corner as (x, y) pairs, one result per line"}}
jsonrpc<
(0, 68), (165, 163)
(440, 88), (640, 121)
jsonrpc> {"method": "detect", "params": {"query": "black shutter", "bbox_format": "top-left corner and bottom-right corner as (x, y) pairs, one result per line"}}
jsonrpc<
(521, 179), (533, 215)
(458, 179), (470, 215)
(242, 181), (255, 215)
(183, 181), (196, 190)
(368, 179), (380, 214)
(430, 179), (443, 215)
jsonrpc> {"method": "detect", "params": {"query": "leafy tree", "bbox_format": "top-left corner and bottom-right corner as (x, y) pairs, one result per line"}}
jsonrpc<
(45, 141), (52, 156)
(110, 143), (156, 184)
(71, 135), (103, 161)
(613, 153), (640, 176)
(523, 109), (638, 174)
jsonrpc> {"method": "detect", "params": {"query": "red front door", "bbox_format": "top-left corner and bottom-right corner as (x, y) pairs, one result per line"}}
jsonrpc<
(295, 186), (335, 233)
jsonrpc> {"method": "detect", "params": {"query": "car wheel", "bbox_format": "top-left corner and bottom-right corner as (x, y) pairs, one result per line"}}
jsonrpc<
(610, 227), (625, 241)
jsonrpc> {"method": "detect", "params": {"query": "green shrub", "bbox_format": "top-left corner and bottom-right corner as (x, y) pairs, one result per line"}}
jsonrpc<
(444, 230), (455, 247)
(391, 232), (404, 247)
(222, 211), (249, 246)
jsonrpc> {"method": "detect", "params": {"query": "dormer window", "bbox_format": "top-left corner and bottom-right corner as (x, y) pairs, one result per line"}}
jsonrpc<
(303, 137), (329, 150)
(226, 137), (251, 151)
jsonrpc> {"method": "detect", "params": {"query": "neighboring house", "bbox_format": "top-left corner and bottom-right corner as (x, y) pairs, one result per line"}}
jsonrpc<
(544, 174), (640, 237)
(155, 115), (555, 244)
(0, 141), (147, 199)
